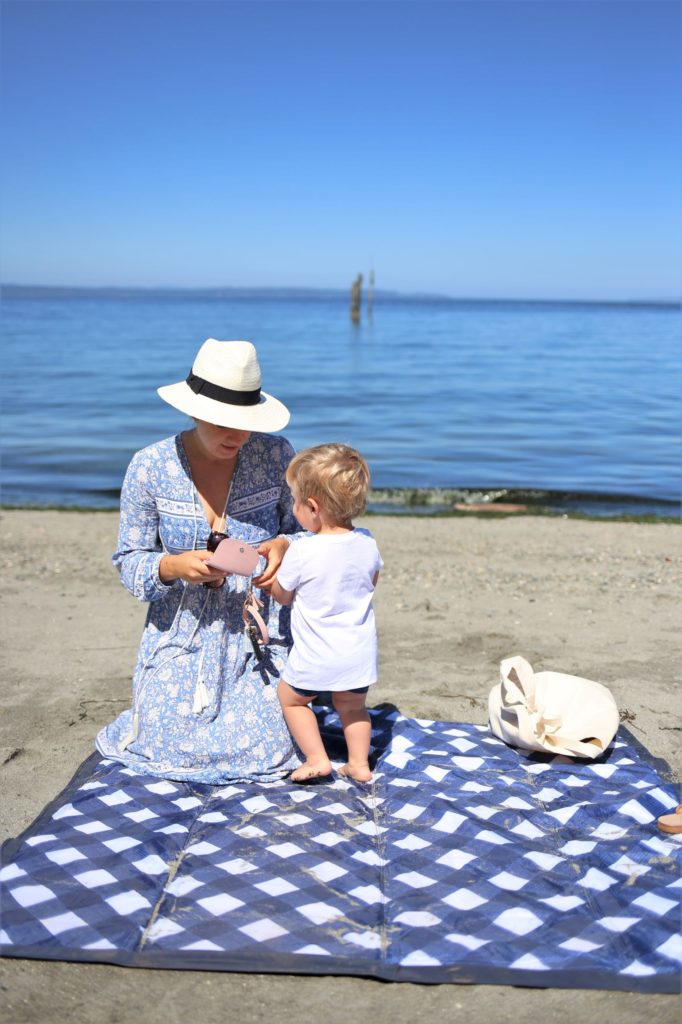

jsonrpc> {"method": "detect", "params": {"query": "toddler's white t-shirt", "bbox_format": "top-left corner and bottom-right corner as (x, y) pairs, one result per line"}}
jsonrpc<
(277, 528), (383, 692)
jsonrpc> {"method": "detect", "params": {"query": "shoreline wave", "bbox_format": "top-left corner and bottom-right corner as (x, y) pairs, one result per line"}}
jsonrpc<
(368, 486), (680, 514)
(2, 487), (678, 520)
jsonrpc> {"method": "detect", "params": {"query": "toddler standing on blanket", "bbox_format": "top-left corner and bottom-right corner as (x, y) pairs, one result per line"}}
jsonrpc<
(271, 443), (383, 783)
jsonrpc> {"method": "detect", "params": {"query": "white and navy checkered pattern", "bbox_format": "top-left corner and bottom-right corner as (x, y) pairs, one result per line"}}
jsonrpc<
(1, 708), (680, 991)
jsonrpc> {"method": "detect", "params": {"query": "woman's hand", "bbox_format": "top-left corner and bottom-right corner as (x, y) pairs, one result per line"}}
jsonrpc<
(254, 536), (290, 591)
(159, 550), (228, 586)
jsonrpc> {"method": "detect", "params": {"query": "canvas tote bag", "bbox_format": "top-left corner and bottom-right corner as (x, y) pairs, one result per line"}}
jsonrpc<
(488, 655), (619, 759)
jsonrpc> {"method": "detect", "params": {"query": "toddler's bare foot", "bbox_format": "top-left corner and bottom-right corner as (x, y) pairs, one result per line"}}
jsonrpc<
(290, 758), (332, 783)
(339, 762), (372, 783)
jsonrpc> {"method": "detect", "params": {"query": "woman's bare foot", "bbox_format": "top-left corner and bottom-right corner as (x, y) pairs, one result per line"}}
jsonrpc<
(290, 758), (332, 783)
(339, 762), (372, 783)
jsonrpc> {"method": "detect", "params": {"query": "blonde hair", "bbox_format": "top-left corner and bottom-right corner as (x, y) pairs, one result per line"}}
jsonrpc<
(286, 443), (371, 524)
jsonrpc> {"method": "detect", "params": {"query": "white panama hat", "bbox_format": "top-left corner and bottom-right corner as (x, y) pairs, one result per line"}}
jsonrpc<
(157, 339), (290, 432)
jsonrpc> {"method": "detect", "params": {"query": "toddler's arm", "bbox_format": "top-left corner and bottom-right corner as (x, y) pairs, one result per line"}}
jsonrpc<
(270, 577), (296, 606)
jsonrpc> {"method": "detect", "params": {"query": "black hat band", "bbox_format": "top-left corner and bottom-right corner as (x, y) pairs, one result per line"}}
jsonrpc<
(186, 372), (261, 406)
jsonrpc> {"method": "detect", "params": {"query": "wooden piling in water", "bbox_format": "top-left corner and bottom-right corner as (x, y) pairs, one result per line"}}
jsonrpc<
(350, 273), (363, 323)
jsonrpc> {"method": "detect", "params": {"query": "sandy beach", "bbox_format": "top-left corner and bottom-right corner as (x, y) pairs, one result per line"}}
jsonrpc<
(1, 508), (680, 1023)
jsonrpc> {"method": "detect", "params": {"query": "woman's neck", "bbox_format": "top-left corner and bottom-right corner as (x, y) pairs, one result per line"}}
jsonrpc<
(183, 428), (238, 469)
(182, 429), (237, 530)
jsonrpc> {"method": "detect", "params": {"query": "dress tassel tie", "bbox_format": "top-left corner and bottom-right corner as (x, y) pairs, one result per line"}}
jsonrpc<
(192, 648), (210, 713)
(121, 711), (139, 750)
(193, 678), (211, 714)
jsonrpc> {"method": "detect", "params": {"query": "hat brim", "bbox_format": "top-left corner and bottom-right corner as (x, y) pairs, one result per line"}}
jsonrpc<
(157, 381), (290, 432)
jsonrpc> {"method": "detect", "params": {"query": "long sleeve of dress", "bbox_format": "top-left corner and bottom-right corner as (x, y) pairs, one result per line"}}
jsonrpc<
(112, 451), (180, 602)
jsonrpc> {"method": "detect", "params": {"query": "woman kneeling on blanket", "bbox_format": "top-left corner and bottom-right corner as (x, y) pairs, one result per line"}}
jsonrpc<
(96, 338), (303, 784)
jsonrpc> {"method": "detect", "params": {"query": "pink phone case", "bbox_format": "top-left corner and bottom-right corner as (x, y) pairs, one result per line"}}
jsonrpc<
(205, 538), (261, 576)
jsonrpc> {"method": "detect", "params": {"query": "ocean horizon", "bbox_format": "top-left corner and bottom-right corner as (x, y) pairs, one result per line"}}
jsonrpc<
(3, 283), (680, 308)
(1, 287), (680, 517)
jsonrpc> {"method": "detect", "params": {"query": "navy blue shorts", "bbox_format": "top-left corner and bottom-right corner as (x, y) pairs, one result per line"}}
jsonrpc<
(288, 684), (369, 698)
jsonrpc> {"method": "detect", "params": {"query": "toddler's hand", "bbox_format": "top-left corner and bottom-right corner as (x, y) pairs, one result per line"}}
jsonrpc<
(254, 536), (289, 591)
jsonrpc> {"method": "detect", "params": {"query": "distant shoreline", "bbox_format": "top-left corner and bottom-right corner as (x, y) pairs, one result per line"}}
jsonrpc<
(2, 283), (679, 309)
(2, 485), (679, 522)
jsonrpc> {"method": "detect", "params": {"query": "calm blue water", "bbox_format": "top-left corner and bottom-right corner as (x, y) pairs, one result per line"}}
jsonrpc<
(1, 291), (680, 515)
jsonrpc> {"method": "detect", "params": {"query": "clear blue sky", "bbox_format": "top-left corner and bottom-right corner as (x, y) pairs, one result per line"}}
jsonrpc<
(1, 0), (680, 299)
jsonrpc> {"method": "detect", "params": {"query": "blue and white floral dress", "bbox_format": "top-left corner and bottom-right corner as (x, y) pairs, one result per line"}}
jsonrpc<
(95, 432), (302, 784)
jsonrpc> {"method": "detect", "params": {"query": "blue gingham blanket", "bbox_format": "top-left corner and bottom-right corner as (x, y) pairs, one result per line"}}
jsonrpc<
(2, 706), (681, 991)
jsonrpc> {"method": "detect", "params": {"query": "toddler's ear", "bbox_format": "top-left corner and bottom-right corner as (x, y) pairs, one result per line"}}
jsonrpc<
(308, 498), (320, 515)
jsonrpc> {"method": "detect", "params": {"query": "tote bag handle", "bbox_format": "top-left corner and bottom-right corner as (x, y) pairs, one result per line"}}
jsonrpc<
(498, 656), (563, 752)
